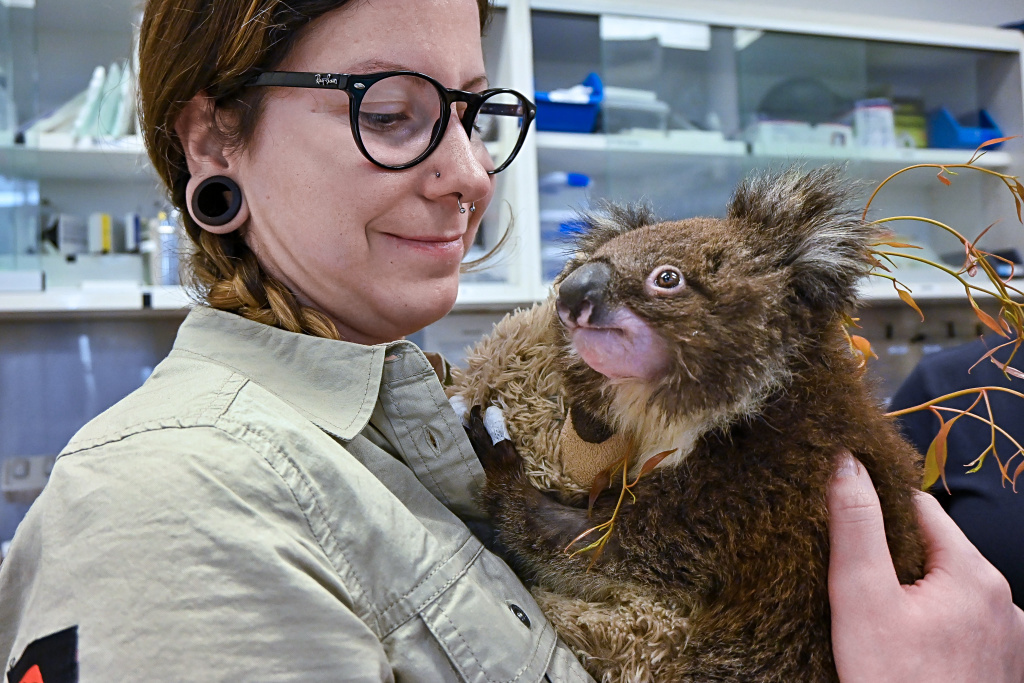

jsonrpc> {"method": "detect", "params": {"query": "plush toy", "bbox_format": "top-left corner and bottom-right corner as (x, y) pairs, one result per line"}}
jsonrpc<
(448, 167), (926, 682)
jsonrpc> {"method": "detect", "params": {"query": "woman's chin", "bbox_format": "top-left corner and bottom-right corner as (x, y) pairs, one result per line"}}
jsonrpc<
(398, 277), (461, 335)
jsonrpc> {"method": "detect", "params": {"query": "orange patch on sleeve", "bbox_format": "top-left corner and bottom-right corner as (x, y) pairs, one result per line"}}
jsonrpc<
(18, 664), (45, 683)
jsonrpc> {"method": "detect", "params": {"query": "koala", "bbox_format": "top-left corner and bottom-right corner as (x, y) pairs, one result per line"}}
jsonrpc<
(450, 167), (926, 682)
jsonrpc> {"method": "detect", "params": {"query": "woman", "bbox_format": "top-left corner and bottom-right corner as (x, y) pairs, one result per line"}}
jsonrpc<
(1, 0), (1021, 680)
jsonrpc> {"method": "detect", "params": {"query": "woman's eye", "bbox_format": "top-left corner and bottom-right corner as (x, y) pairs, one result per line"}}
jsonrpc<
(360, 110), (409, 131)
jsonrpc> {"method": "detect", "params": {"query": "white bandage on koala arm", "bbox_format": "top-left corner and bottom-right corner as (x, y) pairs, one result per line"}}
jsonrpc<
(484, 406), (511, 445)
(448, 395), (470, 426)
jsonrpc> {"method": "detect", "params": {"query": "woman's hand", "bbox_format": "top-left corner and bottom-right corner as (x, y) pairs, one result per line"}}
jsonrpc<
(828, 453), (1024, 682)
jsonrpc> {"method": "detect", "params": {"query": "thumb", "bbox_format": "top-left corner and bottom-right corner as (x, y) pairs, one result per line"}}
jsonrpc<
(827, 453), (901, 607)
(912, 489), (983, 577)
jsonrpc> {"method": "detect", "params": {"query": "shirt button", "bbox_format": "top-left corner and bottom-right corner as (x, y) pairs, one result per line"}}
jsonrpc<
(509, 603), (531, 628)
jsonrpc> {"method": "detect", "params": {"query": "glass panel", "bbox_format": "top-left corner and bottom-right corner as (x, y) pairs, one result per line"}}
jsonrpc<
(0, 4), (16, 144)
(0, 175), (41, 275)
(461, 6), (510, 284)
(600, 20), (743, 229)
(736, 30), (867, 148)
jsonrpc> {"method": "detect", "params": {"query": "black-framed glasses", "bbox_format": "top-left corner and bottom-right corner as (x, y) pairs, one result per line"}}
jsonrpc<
(246, 70), (537, 174)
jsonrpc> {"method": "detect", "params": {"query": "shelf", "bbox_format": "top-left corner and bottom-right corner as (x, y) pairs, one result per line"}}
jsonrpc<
(857, 276), (1023, 302)
(0, 285), (189, 314)
(537, 133), (1013, 167)
(455, 282), (540, 310)
(538, 131), (748, 156)
(1, 136), (1012, 183)
(6, 278), (1007, 312)
(0, 143), (154, 182)
(537, 131), (749, 177)
(0, 282), (539, 314)
(751, 143), (1013, 169)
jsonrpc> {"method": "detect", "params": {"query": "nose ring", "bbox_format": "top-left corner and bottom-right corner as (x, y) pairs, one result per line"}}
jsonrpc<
(470, 202), (476, 213)
(457, 197), (466, 214)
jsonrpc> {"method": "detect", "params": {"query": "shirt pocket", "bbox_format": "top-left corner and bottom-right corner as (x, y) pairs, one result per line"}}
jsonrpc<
(417, 550), (560, 683)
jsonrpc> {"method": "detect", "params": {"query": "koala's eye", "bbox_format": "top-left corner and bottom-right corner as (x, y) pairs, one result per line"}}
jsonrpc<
(656, 270), (681, 288)
(646, 265), (685, 297)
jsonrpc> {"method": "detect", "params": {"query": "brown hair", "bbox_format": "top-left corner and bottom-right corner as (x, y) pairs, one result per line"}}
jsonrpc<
(138, 0), (494, 339)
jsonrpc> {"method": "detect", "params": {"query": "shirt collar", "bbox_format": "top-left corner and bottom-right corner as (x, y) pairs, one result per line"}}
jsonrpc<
(171, 306), (386, 440)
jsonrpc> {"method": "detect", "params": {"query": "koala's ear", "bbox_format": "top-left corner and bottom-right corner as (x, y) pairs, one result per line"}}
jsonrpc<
(728, 166), (877, 312)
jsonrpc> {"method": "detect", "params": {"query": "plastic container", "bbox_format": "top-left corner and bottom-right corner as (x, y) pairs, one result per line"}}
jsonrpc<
(602, 86), (670, 134)
(535, 72), (603, 134)
(539, 172), (590, 281)
(928, 108), (1003, 149)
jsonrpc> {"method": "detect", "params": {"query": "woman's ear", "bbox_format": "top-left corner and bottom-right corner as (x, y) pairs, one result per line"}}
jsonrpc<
(175, 92), (250, 234)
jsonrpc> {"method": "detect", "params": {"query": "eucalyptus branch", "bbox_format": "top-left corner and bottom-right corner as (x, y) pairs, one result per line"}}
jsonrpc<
(885, 386), (1024, 417)
(873, 251), (1008, 300)
(873, 215), (970, 243)
(926, 403), (1024, 490)
(566, 449), (676, 567)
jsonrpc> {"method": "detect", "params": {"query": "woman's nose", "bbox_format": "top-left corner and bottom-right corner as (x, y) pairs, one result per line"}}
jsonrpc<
(430, 105), (492, 200)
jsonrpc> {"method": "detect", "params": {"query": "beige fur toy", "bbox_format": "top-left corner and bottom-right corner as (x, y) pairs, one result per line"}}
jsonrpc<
(449, 300), (694, 681)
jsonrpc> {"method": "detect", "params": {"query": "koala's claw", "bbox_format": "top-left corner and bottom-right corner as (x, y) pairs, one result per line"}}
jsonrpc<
(466, 405), (522, 476)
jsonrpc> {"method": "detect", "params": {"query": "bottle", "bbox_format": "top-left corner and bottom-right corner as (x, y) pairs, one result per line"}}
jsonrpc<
(539, 172), (590, 282)
(157, 210), (181, 286)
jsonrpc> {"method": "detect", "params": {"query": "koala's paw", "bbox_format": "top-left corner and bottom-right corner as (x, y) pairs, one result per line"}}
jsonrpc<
(465, 405), (523, 478)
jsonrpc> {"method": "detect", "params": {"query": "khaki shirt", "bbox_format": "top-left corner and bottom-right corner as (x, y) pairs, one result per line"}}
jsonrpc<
(0, 307), (592, 682)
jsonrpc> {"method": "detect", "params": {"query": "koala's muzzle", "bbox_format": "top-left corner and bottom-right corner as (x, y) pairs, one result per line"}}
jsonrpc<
(557, 261), (613, 327)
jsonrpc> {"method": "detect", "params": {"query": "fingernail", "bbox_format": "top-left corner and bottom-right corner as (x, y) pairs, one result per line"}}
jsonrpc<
(835, 452), (860, 479)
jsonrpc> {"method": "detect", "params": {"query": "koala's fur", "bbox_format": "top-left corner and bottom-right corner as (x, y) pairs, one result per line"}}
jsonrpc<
(449, 168), (926, 682)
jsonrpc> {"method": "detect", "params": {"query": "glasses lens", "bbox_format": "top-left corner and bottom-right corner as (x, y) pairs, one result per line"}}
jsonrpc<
(472, 91), (528, 172)
(357, 75), (444, 167)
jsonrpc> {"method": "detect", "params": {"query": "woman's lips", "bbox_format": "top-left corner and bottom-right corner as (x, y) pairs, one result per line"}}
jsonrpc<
(383, 232), (466, 259)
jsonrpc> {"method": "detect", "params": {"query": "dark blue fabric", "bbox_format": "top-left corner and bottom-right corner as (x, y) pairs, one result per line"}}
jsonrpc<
(889, 338), (1024, 607)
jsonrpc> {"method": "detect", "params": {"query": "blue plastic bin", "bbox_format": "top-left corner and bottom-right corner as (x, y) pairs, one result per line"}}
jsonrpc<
(928, 108), (1004, 149)
(535, 72), (603, 134)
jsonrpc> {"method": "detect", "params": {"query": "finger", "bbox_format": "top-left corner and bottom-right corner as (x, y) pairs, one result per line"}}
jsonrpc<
(483, 406), (511, 445)
(465, 405), (492, 451)
(827, 453), (901, 606)
(912, 491), (985, 576)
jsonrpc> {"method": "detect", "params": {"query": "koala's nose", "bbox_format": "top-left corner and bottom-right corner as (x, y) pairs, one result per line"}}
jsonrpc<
(557, 261), (613, 326)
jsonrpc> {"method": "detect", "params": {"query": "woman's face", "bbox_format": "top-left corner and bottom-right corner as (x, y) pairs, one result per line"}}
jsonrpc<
(234, 0), (494, 344)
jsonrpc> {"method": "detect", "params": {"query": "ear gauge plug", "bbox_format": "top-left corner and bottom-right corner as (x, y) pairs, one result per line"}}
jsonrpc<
(191, 176), (243, 226)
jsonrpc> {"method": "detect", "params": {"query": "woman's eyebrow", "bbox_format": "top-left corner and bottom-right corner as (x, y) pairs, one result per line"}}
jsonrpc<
(461, 75), (489, 91)
(343, 58), (489, 90)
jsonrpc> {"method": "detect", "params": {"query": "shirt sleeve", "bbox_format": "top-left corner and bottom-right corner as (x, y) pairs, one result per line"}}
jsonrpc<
(0, 425), (394, 682)
(888, 343), (1024, 607)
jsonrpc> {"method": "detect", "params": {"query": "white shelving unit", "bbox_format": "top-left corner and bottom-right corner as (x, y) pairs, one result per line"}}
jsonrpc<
(0, 284), (189, 313)
(1, 0), (1023, 313)
(0, 141), (152, 182)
